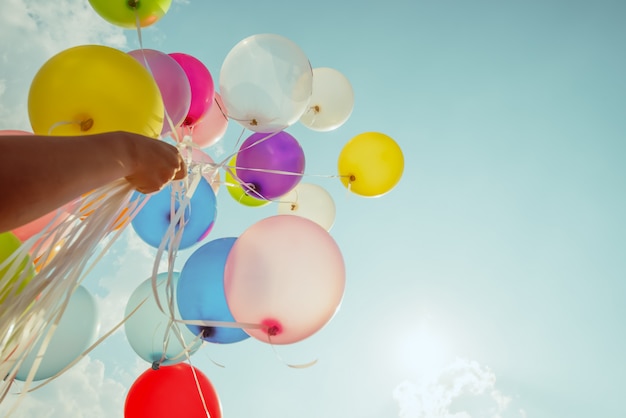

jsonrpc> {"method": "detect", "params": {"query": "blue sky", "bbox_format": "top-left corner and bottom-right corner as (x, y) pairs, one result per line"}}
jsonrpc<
(1, 0), (626, 417)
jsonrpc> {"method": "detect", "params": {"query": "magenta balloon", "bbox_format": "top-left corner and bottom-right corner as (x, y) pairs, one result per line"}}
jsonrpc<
(224, 215), (345, 345)
(128, 49), (192, 136)
(235, 131), (305, 200)
(169, 53), (215, 127)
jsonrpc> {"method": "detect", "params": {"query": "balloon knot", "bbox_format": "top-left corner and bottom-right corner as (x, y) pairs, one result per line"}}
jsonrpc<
(349, 174), (356, 182)
(290, 203), (297, 211)
(128, 0), (139, 8)
(80, 118), (93, 132)
(250, 118), (258, 126)
(313, 105), (320, 113)
(151, 361), (160, 370)
(201, 327), (215, 339)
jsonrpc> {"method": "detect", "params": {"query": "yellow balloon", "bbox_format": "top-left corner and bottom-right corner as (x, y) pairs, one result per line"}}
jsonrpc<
(337, 132), (404, 197)
(0, 232), (35, 304)
(28, 45), (163, 137)
(225, 157), (271, 207)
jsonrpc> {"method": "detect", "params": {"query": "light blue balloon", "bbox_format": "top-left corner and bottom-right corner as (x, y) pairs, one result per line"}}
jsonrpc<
(131, 177), (217, 250)
(124, 272), (202, 366)
(16, 286), (98, 381)
(177, 237), (249, 344)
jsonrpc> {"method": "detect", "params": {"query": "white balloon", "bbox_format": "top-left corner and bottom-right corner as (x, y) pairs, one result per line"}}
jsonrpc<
(277, 183), (336, 231)
(300, 67), (354, 132)
(219, 34), (313, 133)
(124, 272), (201, 366)
(16, 286), (99, 381)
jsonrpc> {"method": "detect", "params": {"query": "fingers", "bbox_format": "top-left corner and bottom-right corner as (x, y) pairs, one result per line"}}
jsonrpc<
(126, 138), (188, 194)
(173, 155), (187, 181)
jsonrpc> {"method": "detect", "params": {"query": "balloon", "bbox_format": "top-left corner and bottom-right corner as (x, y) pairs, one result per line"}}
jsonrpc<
(0, 130), (31, 136)
(131, 178), (217, 250)
(219, 33), (313, 132)
(125, 272), (201, 365)
(169, 53), (214, 127)
(235, 131), (305, 200)
(28, 45), (163, 138)
(124, 363), (222, 418)
(176, 93), (228, 148)
(177, 238), (250, 344)
(224, 156), (270, 207)
(128, 49), (192, 136)
(277, 183), (336, 231)
(337, 132), (404, 197)
(0, 232), (34, 304)
(224, 215), (345, 344)
(188, 148), (220, 194)
(15, 286), (98, 381)
(88, 0), (172, 29)
(300, 67), (354, 132)
(12, 208), (70, 242)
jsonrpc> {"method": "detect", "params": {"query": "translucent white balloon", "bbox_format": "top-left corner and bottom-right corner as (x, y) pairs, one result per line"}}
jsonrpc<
(224, 215), (345, 345)
(124, 272), (201, 366)
(16, 286), (98, 381)
(300, 67), (354, 132)
(277, 183), (336, 231)
(219, 34), (313, 133)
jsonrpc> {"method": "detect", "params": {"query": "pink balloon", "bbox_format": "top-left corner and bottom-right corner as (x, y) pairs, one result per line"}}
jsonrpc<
(224, 215), (345, 345)
(169, 53), (215, 127)
(176, 93), (228, 148)
(0, 130), (32, 136)
(190, 148), (221, 194)
(129, 49), (192, 136)
(12, 209), (69, 242)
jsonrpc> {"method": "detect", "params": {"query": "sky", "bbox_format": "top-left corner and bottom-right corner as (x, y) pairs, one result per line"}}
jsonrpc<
(1, 0), (626, 417)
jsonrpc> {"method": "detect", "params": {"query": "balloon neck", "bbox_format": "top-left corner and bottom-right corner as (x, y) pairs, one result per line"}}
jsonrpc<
(127, 0), (139, 8)
(151, 361), (160, 370)
(261, 319), (282, 337)
(80, 118), (93, 132)
(200, 326), (215, 339)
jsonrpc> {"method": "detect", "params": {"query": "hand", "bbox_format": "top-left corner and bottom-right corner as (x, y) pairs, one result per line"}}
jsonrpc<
(121, 133), (187, 194)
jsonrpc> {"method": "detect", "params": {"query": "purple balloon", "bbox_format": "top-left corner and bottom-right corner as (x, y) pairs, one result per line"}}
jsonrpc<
(128, 49), (191, 136)
(235, 131), (305, 200)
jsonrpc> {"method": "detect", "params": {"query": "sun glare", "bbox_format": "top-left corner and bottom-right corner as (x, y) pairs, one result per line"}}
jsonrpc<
(394, 317), (451, 381)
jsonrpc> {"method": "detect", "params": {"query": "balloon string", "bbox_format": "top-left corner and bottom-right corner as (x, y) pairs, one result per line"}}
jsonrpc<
(213, 96), (228, 122)
(266, 334), (318, 369)
(0, 181), (135, 413)
(46, 120), (83, 135)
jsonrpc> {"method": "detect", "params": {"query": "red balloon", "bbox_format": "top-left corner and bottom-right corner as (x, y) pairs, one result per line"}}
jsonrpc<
(124, 363), (222, 418)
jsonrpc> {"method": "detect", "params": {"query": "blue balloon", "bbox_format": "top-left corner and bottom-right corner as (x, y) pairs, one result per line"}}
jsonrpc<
(177, 237), (249, 344)
(131, 177), (217, 250)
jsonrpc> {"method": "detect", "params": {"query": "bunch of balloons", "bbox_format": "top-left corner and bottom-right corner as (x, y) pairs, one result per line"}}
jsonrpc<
(0, 1), (406, 417)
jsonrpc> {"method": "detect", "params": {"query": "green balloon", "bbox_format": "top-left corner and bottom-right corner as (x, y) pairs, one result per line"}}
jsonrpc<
(225, 157), (271, 207)
(0, 232), (34, 304)
(88, 0), (172, 29)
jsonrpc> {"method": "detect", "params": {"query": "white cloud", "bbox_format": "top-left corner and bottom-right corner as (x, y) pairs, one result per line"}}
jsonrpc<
(0, 0), (127, 130)
(393, 358), (525, 418)
(0, 356), (126, 418)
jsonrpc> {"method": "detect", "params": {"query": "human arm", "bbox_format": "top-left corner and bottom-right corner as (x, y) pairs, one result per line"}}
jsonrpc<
(0, 131), (186, 232)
